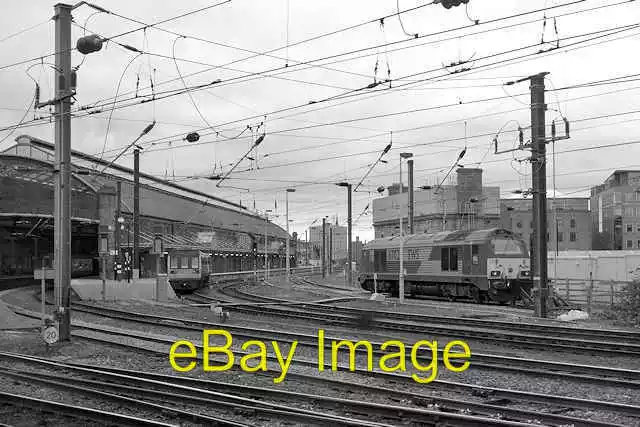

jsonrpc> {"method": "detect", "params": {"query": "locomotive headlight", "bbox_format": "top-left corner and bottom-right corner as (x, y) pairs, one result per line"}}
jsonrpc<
(490, 270), (502, 277)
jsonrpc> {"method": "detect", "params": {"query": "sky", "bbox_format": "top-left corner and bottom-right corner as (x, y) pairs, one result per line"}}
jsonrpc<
(1, 0), (639, 242)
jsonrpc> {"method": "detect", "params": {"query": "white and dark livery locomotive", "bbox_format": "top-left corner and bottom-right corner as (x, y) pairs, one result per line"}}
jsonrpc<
(358, 228), (532, 303)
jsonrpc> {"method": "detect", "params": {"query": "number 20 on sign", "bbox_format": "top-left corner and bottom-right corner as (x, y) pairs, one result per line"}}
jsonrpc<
(42, 325), (59, 345)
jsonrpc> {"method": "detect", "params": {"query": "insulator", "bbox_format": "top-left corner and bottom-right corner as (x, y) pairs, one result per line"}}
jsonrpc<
(34, 84), (40, 109)
(564, 118), (570, 137)
(69, 70), (77, 91)
(551, 121), (556, 139)
(76, 34), (103, 55)
(254, 134), (266, 146)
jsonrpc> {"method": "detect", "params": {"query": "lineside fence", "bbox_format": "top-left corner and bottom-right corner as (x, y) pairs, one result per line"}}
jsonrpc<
(550, 278), (639, 313)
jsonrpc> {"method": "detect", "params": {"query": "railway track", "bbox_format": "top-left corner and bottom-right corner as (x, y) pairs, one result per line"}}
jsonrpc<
(0, 390), (179, 426)
(8, 300), (639, 425)
(214, 280), (640, 357)
(69, 301), (640, 387)
(61, 325), (640, 425)
(0, 351), (549, 427)
(296, 276), (640, 341)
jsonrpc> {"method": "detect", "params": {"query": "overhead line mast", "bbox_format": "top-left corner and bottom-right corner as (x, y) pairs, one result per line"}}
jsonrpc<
(496, 73), (571, 318)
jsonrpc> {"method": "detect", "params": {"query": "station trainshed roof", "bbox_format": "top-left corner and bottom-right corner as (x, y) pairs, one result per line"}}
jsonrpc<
(1, 135), (288, 240)
(364, 228), (517, 250)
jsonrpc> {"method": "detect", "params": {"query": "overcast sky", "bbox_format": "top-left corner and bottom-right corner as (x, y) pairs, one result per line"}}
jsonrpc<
(1, 0), (639, 241)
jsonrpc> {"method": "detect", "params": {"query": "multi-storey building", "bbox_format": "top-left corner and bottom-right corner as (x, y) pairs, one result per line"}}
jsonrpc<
(372, 168), (501, 238)
(308, 221), (348, 264)
(500, 198), (592, 251)
(591, 170), (640, 250)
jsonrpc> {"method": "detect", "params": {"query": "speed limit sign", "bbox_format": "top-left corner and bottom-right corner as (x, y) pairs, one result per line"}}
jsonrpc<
(42, 325), (59, 344)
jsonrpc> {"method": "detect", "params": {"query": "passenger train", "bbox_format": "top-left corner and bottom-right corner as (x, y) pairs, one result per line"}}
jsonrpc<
(167, 247), (283, 293)
(358, 228), (532, 303)
(167, 250), (213, 293)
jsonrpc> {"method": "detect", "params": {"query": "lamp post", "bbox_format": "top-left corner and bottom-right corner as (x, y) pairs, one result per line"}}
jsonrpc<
(336, 182), (353, 286)
(399, 152), (413, 303)
(285, 189), (296, 283)
(264, 209), (272, 280)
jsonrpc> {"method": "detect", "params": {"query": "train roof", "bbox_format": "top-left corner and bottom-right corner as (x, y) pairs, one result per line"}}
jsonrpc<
(364, 228), (518, 250)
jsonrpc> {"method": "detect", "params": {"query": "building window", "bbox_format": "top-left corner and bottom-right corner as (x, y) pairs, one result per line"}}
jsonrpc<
(627, 224), (633, 232)
(546, 232), (549, 242)
(638, 240), (640, 249)
(441, 247), (458, 271)
(558, 232), (564, 242)
(472, 245), (479, 264)
(570, 232), (576, 242)
(627, 240), (633, 249)
(570, 219), (576, 229)
(637, 223), (640, 232)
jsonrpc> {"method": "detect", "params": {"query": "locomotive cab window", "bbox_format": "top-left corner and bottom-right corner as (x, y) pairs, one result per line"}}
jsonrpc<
(191, 256), (199, 269)
(441, 247), (458, 271)
(472, 245), (479, 265)
(170, 256), (178, 269)
(492, 238), (525, 255)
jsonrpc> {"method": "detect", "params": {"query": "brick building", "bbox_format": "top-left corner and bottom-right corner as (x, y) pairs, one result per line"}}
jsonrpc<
(372, 168), (501, 238)
(500, 197), (592, 252)
(591, 170), (640, 250)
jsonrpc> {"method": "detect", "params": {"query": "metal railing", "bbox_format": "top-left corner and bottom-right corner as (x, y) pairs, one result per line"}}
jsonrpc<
(550, 278), (639, 313)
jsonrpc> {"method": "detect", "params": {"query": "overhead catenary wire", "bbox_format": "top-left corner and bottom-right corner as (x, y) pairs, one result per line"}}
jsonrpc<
(0, 0), (232, 73)
(82, 19), (640, 152)
(96, 52), (144, 165)
(4, 4), (633, 146)
(99, 72), (640, 161)
(58, 0), (601, 128)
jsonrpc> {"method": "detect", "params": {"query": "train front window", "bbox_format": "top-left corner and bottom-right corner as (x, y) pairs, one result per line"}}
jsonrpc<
(492, 238), (525, 255)
(191, 256), (200, 268)
(170, 256), (178, 269)
(180, 256), (190, 269)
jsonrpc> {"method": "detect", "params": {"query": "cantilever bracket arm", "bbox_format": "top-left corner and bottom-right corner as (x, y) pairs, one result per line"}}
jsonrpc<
(216, 134), (265, 188)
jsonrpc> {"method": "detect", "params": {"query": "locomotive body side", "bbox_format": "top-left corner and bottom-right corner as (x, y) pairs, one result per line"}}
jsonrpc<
(358, 228), (532, 303)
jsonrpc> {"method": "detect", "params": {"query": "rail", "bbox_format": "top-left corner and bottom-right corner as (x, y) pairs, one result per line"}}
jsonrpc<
(208, 266), (322, 281)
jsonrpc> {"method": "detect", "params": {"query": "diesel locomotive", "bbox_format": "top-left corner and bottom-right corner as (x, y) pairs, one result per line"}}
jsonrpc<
(358, 228), (532, 303)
